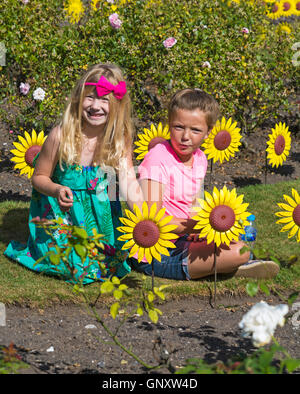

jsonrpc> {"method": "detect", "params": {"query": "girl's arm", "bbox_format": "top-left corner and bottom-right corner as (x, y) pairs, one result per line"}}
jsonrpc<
(118, 148), (144, 211)
(31, 126), (73, 211)
(140, 178), (201, 235)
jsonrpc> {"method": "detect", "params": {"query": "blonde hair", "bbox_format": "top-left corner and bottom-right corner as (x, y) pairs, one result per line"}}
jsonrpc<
(58, 63), (134, 169)
(168, 88), (220, 131)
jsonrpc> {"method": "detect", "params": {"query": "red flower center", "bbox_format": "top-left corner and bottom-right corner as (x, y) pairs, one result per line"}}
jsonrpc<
(272, 4), (279, 12)
(25, 145), (42, 167)
(209, 205), (236, 232)
(292, 205), (300, 227)
(283, 2), (291, 10)
(148, 137), (167, 151)
(274, 135), (285, 156)
(133, 220), (160, 247)
(214, 130), (232, 151)
(296, 2), (300, 10)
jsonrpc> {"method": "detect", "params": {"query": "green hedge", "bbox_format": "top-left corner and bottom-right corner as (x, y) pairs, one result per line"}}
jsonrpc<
(0, 0), (299, 134)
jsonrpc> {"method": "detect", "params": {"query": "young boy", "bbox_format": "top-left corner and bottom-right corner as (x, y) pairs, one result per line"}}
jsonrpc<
(130, 89), (279, 280)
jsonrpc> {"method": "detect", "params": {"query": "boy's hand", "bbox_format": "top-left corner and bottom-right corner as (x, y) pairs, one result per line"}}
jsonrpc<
(56, 186), (73, 212)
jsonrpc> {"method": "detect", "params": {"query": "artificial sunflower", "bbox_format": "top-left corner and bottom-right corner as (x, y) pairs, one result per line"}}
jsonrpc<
(64, 0), (84, 24)
(295, 0), (300, 16)
(266, 122), (291, 168)
(201, 117), (242, 164)
(192, 186), (251, 247)
(10, 129), (47, 178)
(117, 202), (178, 263)
(279, 0), (295, 16)
(266, 1), (282, 19)
(134, 122), (170, 160)
(275, 188), (300, 243)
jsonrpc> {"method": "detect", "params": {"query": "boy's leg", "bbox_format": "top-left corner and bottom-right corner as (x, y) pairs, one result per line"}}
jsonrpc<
(186, 239), (250, 279)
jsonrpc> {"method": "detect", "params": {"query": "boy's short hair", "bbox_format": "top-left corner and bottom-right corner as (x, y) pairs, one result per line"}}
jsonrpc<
(168, 88), (220, 130)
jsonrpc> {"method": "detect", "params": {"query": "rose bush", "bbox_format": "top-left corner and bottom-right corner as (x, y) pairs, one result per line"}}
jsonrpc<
(0, 0), (299, 133)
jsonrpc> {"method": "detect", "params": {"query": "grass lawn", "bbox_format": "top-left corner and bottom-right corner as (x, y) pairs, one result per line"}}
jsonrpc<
(0, 179), (299, 308)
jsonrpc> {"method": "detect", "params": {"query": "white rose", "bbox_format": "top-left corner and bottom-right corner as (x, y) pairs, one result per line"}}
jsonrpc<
(239, 301), (289, 347)
(33, 87), (46, 101)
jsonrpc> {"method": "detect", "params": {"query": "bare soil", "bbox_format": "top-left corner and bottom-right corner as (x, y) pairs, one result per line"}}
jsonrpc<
(1, 295), (300, 375)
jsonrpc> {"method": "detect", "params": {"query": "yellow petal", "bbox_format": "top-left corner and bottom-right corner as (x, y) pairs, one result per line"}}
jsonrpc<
(37, 131), (45, 145)
(31, 129), (37, 145)
(10, 149), (25, 158)
(142, 201), (149, 219)
(24, 130), (32, 145)
(11, 156), (25, 163)
(154, 207), (166, 222)
(13, 142), (27, 152)
(144, 248), (153, 264)
(150, 245), (161, 261)
(283, 194), (297, 208)
(138, 247), (145, 262)
(148, 203), (157, 220)
(119, 217), (136, 228)
(17, 135), (29, 149)
(128, 243), (139, 257)
(124, 208), (139, 223)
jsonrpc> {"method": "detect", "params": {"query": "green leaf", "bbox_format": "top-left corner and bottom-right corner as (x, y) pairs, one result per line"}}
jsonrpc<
(136, 305), (143, 316)
(72, 284), (84, 294)
(282, 359), (300, 373)
(148, 292), (155, 302)
(113, 289), (123, 300)
(110, 302), (120, 319)
(154, 288), (165, 300)
(111, 276), (120, 285)
(148, 309), (158, 324)
(74, 244), (87, 258)
(49, 253), (61, 265)
(73, 227), (88, 239)
(101, 281), (115, 294)
(259, 282), (270, 296)
(246, 282), (259, 297)
(288, 291), (299, 305)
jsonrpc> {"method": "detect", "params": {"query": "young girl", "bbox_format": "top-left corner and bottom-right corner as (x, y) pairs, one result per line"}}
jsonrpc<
(130, 88), (279, 280)
(5, 63), (144, 284)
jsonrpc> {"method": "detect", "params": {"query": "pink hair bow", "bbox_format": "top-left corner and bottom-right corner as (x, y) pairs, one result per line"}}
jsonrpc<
(85, 76), (127, 100)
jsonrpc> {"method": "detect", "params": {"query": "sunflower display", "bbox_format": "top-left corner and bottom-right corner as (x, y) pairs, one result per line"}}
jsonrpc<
(266, 1), (282, 19)
(266, 122), (291, 168)
(295, 0), (300, 16)
(10, 129), (47, 178)
(134, 122), (170, 161)
(117, 202), (178, 263)
(279, 0), (295, 16)
(192, 186), (251, 247)
(275, 188), (300, 243)
(201, 117), (242, 164)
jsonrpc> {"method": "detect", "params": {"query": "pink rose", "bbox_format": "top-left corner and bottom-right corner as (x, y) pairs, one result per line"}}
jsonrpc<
(242, 27), (250, 34)
(109, 13), (122, 29)
(163, 37), (177, 49)
(19, 82), (30, 95)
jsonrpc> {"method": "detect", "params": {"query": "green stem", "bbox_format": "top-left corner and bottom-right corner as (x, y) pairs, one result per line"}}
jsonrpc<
(213, 243), (217, 308)
(82, 292), (163, 370)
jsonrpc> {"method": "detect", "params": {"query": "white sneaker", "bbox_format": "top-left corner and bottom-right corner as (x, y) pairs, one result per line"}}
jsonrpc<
(234, 260), (280, 279)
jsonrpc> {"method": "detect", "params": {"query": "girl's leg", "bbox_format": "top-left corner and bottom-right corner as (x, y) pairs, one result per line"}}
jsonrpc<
(187, 239), (250, 279)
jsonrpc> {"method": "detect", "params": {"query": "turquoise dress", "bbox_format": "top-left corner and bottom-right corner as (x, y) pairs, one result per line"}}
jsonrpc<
(4, 161), (131, 284)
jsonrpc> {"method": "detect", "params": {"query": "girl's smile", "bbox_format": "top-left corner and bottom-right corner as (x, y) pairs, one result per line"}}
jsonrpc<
(82, 92), (110, 130)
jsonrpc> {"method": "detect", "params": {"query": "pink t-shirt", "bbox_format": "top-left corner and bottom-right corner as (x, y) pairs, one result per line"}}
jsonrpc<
(138, 140), (207, 219)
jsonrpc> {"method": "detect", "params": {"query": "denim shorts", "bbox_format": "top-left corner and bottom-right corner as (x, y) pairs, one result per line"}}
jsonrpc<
(128, 235), (191, 280)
